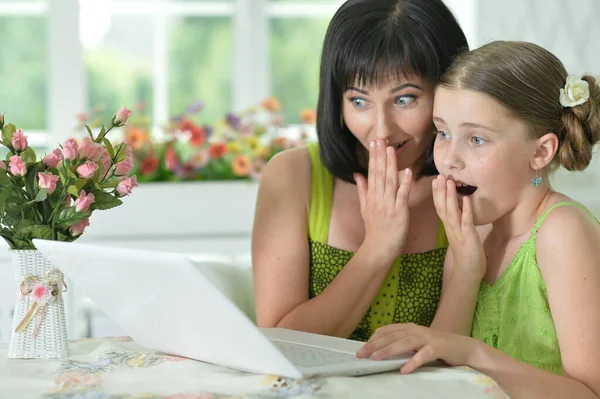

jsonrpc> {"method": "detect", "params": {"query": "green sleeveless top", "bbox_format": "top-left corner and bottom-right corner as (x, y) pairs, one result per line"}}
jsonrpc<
(306, 143), (448, 342)
(471, 201), (600, 375)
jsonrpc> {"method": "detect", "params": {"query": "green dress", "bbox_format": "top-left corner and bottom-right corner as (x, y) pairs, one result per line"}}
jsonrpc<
(306, 142), (448, 342)
(471, 201), (600, 375)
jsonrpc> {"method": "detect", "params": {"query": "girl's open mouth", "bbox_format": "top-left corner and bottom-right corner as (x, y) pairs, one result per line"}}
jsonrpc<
(455, 182), (478, 196)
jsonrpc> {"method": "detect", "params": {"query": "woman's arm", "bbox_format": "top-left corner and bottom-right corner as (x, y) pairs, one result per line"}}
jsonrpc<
(252, 144), (408, 338)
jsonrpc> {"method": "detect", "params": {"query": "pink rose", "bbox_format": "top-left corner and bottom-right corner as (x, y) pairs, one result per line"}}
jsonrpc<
(43, 148), (63, 168)
(78, 137), (103, 161)
(116, 175), (138, 196)
(12, 129), (28, 151)
(76, 161), (98, 179)
(74, 190), (95, 212)
(38, 172), (60, 194)
(114, 158), (133, 175)
(9, 155), (26, 176)
(0, 160), (5, 170)
(62, 138), (79, 161)
(113, 106), (132, 126)
(70, 218), (90, 236)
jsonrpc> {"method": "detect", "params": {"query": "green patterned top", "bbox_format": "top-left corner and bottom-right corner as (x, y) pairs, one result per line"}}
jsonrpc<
(471, 201), (600, 375)
(306, 143), (448, 342)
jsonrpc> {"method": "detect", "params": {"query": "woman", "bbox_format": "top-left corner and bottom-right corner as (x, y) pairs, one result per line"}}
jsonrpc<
(252, 0), (468, 341)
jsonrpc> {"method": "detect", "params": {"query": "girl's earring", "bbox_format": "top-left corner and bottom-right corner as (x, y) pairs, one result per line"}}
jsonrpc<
(531, 169), (543, 187)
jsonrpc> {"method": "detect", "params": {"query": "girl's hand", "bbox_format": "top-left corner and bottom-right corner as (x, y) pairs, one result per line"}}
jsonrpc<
(433, 175), (486, 280)
(356, 323), (478, 374)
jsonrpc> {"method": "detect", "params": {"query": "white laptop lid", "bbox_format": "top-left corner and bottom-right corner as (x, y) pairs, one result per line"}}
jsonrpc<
(32, 239), (302, 379)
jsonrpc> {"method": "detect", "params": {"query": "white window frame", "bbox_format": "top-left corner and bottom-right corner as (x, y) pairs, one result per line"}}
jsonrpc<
(0, 0), (345, 147)
(1, 0), (475, 147)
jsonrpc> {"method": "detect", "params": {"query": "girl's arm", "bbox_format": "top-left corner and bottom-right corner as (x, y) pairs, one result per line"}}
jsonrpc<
(359, 203), (600, 398)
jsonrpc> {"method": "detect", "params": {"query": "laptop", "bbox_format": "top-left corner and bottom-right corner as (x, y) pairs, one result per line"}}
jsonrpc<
(33, 239), (412, 379)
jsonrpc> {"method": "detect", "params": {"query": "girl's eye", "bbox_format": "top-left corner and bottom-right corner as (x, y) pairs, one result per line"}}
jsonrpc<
(437, 131), (450, 140)
(350, 97), (367, 108)
(472, 136), (485, 145)
(396, 95), (416, 106)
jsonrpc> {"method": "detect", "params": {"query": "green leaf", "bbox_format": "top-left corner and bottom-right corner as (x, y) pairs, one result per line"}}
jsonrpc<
(74, 178), (88, 191)
(0, 169), (11, 185)
(114, 143), (128, 163)
(13, 238), (34, 250)
(34, 188), (48, 202)
(2, 123), (16, 144)
(57, 232), (69, 241)
(100, 180), (119, 189)
(14, 219), (37, 235)
(91, 190), (122, 211)
(85, 125), (95, 140)
(93, 159), (104, 182)
(97, 126), (107, 141)
(25, 164), (40, 197)
(20, 225), (53, 240)
(0, 186), (12, 217)
(55, 207), (91, 228)
(67, 185), (80, 197)
(0, 232), (16, 249)
(20, 147), (36, 163)
(103, 138), (115, 159)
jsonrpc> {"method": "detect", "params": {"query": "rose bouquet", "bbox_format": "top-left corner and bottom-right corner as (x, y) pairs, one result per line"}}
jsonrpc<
(0, 107), (138, 250)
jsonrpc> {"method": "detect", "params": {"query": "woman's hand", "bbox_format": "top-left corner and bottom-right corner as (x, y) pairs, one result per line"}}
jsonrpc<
(354, 139), (413, 264)
(433, 175), (486, 280)
(356, 323), (478, 374)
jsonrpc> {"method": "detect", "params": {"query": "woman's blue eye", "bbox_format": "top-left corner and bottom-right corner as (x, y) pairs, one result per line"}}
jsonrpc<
(350, 97), (367, 108)
(472, 136), (485, 145)
(396, 95), (416, 106)
(438, 131), (450, 139)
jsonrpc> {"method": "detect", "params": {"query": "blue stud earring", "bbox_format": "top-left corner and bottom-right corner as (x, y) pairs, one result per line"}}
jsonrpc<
(531, 170), (543, 187)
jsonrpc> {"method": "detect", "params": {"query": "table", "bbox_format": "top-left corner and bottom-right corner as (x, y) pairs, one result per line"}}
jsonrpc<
(0, 337), (510, 399)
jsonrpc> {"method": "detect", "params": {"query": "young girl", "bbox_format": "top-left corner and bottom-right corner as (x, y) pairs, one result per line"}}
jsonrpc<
(252, 0), (468, 341)
(357, 41), (600, 398)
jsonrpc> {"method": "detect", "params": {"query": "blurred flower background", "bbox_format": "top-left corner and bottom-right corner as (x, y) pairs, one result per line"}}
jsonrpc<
(76, 98), (316, 182)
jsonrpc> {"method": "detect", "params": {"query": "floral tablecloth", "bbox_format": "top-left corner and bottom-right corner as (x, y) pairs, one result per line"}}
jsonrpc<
(0, 337), (510, 399)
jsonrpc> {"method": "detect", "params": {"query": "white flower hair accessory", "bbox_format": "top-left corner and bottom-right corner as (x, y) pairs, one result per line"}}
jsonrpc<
(559, 74), (590, 108)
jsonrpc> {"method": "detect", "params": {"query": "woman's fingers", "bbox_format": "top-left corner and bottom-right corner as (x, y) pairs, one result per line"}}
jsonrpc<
(367, 141), (376, 200)
(354, 173), (367, 214)
(396, 168), (412, 205)
(385, 146), (399, 202)
(374, 140), (387, 199)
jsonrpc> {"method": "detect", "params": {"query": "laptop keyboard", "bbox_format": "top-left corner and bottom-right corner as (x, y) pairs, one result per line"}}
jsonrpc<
(271, 340), (364, 367)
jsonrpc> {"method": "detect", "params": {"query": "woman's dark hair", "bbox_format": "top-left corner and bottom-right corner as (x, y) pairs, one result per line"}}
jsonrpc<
(316, 0), (469, 182)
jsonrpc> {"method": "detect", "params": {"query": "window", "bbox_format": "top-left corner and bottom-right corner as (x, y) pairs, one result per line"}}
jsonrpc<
(0, 2), (48, 149)
(0, 0), (342, 146)
(1, 0), (477, 146)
